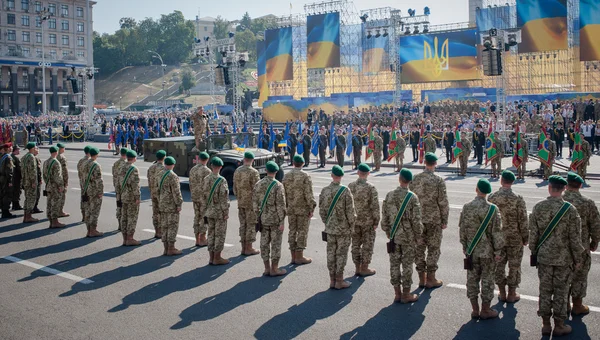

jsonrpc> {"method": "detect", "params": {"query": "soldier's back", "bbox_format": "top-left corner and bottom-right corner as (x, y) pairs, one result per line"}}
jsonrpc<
(348, 179), (378, 224)
(282, 168), (315, 215)
(233, 165), (259, 208)
(410, 170), (448, 224)
(488, 188), (527, 244)
(189, 164), (211, 202)
(563, 190), (600, 251)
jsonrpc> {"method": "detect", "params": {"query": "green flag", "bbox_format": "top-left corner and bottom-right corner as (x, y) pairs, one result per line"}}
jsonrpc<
(485, 125), (497, 165)
(387, 120), (397, 162)
(538, 130), (550, 167)
(452, 130), (463, 164)
(570, 133), (583, 170)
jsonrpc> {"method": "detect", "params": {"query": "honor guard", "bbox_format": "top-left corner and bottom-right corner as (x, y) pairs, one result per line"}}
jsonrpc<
(233, 151), (261, 256)
(189, 151), (211, 247)
(158, 157), (184, 256)
(120, 150), (141, 246)
(147, 150), (166, 238)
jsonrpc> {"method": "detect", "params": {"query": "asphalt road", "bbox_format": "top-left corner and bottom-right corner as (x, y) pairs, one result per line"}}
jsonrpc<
(1, 149), (600, 340)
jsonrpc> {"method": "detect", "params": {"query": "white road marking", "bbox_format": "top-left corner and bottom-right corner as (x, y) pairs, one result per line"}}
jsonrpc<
(68, 169), (148, 180)
(446, 283), (600, 313)
(2, 256), (93, 284)
(70, 188), (116, 196)
(141, 229), (234, 247)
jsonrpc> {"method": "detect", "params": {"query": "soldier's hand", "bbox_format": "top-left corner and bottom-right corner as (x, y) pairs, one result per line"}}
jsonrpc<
(177, 207), (181, 212)
(494, 255), (502, 262)
(308, 212), (313, 218)
(224, 215), (229, 220)
(97, 194), (102, 198)
(373, 225), (378, 230)
(8, 183), (12, 187)
(523, 241), (528, 246)
(58, 187), (63, 192)
(441, 224), (447, 230)
(575, 263), (582, 271)
(591, 241), (598, 252)
(136, 200), (140, 205)
(279, 225), (284, 231)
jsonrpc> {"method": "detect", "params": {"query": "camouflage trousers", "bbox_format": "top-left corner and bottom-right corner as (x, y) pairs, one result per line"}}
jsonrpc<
(395, 154), (403, 170)
(466, 257), (495, 304)
(537, 264), (572, 321)
(192, 202), (207, 235)
(389, 244), (415, 289)
(23, 186), (38, 213)
(238, 207), (257, 244)
(491, 158), (502, 177)
(207, 218), (227, 252)
(571, 252), (591, 299)
(46, 190), (62, 219)
(416, 223), (442, 273)
(120, 202), (139, 235)
(495, 246), (524, 288)
(288, 214), (310, 251)
(518, 162), (527, 178)
(260, 225), (283, 261)
(85, 196), (102, 228)
(577, 163), (588, 180)
(326, 234), (351, 276)
(161, 212), (180, 243)
(459, 156), (468, 176)
(374, 151), (382, 169)
(542, 163), (553, 179)
(351, 223), (376, 264)
(151, 197), (160, 232)
(58, 188), (66, 213)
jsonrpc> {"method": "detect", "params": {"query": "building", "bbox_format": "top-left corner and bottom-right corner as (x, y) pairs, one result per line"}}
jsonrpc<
(0, 0), (95, 115)
(195, 16), (216, 40)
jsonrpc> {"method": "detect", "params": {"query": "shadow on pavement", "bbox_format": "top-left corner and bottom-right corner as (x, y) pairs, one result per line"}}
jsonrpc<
(568, 315), (591, 340)
(253, 276), (364, 340)
(9, 230), (118, 260)
(453, 300), (521, 340)
(0, 222), (79, 246)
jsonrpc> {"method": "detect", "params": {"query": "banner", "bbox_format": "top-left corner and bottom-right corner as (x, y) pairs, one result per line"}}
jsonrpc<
(307, 12), (341, 69)
(265, 27), (293, 81)
(399, 29), (479, 83)
(476, 5), (515, 32)
(257, 40), (269, 107)
(517, 0), (567, 53)
(362, 29), (389, 74)
(580, 0), (600, 61)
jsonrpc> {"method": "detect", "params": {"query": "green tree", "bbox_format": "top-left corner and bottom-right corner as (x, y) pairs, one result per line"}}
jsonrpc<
(181, 67), (196, 92)
(234, 29), (257, 62)
(213, 16), (230, 39)
(250, 17), (278, 35)
(156, 11), (195, 65)
(119, 17), (137, 29)
(238, 12), (252, 31)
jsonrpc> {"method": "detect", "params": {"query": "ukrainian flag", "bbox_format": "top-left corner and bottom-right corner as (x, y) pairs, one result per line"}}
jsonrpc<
(517, 0), (567, 53)
(265, 27), (293, 81)
(362, 34), (389, 74)
(580, 0), (600, 61)
(257, 40), (270, 107)
(307, 12), (340, 69)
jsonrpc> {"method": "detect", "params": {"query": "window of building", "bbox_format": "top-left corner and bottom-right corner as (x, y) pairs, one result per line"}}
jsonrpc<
(62, 35), (68, 45)
(61, 20), (68, 30)
(49, 18), (56, 29)
(204, 26), (208, 31)
(61, 4), (68, 16)
(77, 36), (84, 47)
(77, 51), (84, 58)
(22, 15), (29, 26)
(36, 48), (42, 57)
(35, 1), (41, 12)
(62, 50), (69, 58)
(49, 50), (56, 58)
(8, 14), (16, 25)
(22, 31), (30, 42)
(8, 46), (17, 56)
(7, 30), (16, 41)
(23, 70), (29, 87)
(62, 97), (68, 106)
(23, 47), (30, 56)
(49, 33), (56, 44)
(35, 16), (41, 27)
(48, 3), (56, 15)
(7, 0), (15, 10)
(36, 32), (42, 43)
(77, 22), (84, 32)
(21, 0), (29, 11)
(77, 7), (83, 17)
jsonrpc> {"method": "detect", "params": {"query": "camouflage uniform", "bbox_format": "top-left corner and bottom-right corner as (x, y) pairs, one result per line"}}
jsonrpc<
(518, 138), (528, 179)
(21, 152), (38, 214)
(203, 173), (230, 252)
(578, 139), (592, 179)
(382, 187), (423, 289)
(410, 169), (449, 273)
(83, 160), (103, 229)
(282, 168), (316, 251)
(491, 140), (504, 177)
(529, 197), (584, 321)
(253, 177), (286, 261)
(348, 178), (380, 266)
(488, 187), (528, 288)
(563, 190), (600, 299)
(57, 153), (68, 213)
(395, 136), (406, 170)
(542, 141), (556, 179)
(459, 138), (472, 176)
(459, 197), (504, 303)
(424, 135), (436, 154)
(112, 157), (128, 230)
(42, 157), (63, 220)
(158, 169), (183, 243)
(77, 155), (89, 219)
(374, 135), (383, 169)
(319, 182), (356, 276)
(189, 163), (211, 235)
(119, 163), (140, 236)
(147, 160), (164, 233)
(233, 165), (260, 244)
(0, 153), (14, 212)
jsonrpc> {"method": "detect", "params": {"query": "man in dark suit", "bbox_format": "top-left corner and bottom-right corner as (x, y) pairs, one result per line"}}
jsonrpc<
(352, 128), (362, 169)
(473, 124), (485, 165)
(410, 125), (420, 162)
(382, 127), (390, 161)
(554, 122), (565, 158)
(443, 124), (455, 163)
(302, 130), (311, 167)
(318, 128), (328, 168)
(335, 129), (346, 167)
(585, 100), (595, 121)
(288, 130), (298, 165)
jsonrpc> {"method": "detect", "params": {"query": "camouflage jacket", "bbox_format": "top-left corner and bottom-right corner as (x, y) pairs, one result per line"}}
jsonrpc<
(189, 164), (211, 204)
(120, 163), (140, 203)
(462, 138), (472, 158)
(282, 168), (316, 216)
(202, 172), (230, 219)
(233, 165), (260, 209)
(21, 153), (38, 188)
(424, 136), (436, 154)
(147, 161), (164, 199)
(112, 158), (127, 196)
(488, 187), (529, 246)
(410, 169), (449, 225)
(0, 152), (14, 187)
(83, 160), (103, 197)
(563, 190), (600, 252)
(319, 182), (356, 236)
(253, 177), (286, 226)
(42, 157), (62, 192)
(459, 196), (505, 259)
(529, 197), (584, 266)
(381, 187), (423, 247)
(396, 136), (406, 154)
(77, 156), (89, 189)
(348, 178), (380, 226)
(374, 135), (383, 152)
(57, 153), (68, 187)
(157, 169), (183, 213)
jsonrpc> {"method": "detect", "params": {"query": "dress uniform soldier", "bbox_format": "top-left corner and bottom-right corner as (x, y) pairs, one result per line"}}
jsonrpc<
(302, 130), (312, 167)
(43, 146), (65, 228)
(120, 150), (141, 246)
(444, 126), (454, 163)
(21, 142), (39, 223)
(459, 131), (472, 177)
(529, 175), (584, 337)
(233, 151), (261, 256)
(319, 165), (356, 290)
(517, 134), (528, 180)
(82, 147), (104, 238)
(11, 145), (22, 211)
(318, 129), (328, 168)
(113, 148), (128, 232)
(348, 163), (379, 277)
(473, 125), (485, 165)
(77, 146), (91, 222)
(56, 143), (69, 217)
(490, 134), (504, 178)
(0, 143), (14, 218)
(373, 131), (383, 171)
(578, 135), (592, 180)
(189, 151), (211, 247)
(410, 126), (420, 162)
(203, 157), (230, 265)
(335, 129), (346, 167)
(542, 139), (557, 180)
(567, 122), (575, 157)
(382, 168), (423, 303)
(352, 129), (362, 169)
(563, 172), (600, 316)
(488, 170), (528, 303)
(288, 129), (297, 166)
(424, 132), (436, 155)
(554, 123), (565, 158)
(395, 132), (406, 172)
(410, 153), (449, 288)
(253, 161), (287, 276)
(459, 179), (504, 320)
(157, 156), (184, 256)
(283, 155), (316, 265)
(147, 150), (165, 238)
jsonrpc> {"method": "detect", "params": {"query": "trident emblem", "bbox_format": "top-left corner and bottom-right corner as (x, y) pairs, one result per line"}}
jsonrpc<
(423, 37), (449, 78)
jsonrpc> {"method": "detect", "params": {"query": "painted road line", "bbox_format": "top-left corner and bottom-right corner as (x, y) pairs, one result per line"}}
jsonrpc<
(70, 188), (116, 196)
(141, 229), (234, 247)
(446, 283), (600, 313)
(2, 256), (93, 284)
(68, 169), (148, 180)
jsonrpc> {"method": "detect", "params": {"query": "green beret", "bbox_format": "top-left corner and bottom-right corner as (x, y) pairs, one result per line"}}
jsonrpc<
(425, 152), (438, 163)
(26, 142), (36, 150)
(155, 150), (166, 160)
(400, 168), (413, 181)
(120, 148), (128, 155)
(357, 163), (371, 173)
(49, 146), (58, 153)
(244, 151), (255, 160)
(567, 171), (584, 184)
(164, 156), (176, 166)
(89, 147), (99, 156)
(332, 165), (344, 177)
(56, 143), (65, 149)
(199, 152), (210, 160)
(293, 154), (305, 164)
(477, 178), (492, 194)
(266, 161), (279, 173)
(126, 150), (137, 158)
(501, 170), (516, 182)
(211, 157), (224, 167)
(549, 175), (567, 186)
(84, 145), (91, 154)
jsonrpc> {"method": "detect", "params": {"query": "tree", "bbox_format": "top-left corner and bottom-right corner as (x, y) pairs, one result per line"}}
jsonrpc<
(181, 67), (196, 93)
(238, 12), (252, 31)
(213, 16), (230, 40)
(250, 17), (277, 35)
(234, 29), (257, 62)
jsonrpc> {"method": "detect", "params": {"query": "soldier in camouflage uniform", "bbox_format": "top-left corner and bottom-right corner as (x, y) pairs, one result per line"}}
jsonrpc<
(147, 150), (165, 238)
(529, 175), (584, 337)
(77, 146), (91, 222)
(21, 142), (39, 223)
(189, 152), (211, 247)
(253, 161), (287, 276)
(0, 143), (14, 218)
(113, 148), (128, 232)
(542, 140), (557, 180)
(459, 130), (472, 177)
(578, 134), (592, 180)
(56, 143), (70, 217)
(564, 172), (600, 317)
(424, 132), (436, 154)
(490, 135), (504, 178)
(158, 157), (184, 256)
(11, 145), (22, 211)
(42, 146), (65, 228)
(382, 169), (423, 303)
(319, 165), (356, 290)
(459, 179), (504, 320)
(233, 151), (261, 256)
(283, 155), (316, 265)
(488, 170), (528, 303)
(120, 150), (141, 246)
(348, 163), (380, 277)
(517, 134), (528, 180)
(410, 152), (449, 288)
(373, 131), (383, 171)
(83, 147), (104, 238)
(192, 107), (208, 150)
(203, 157), (231, 265)
(394, 132), (406, 172)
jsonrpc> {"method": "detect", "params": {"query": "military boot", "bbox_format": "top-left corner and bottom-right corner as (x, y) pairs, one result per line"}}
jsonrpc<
(290, 250), (297, 264)
(354, 262), (361, 276)
(401, 288), (419, 304)
(166, 242), (182, 256)
(59, 211), (70, 217)
(23, 213), (39, 223)
(479, 302), (499, 320)
(124, 234), (141, 246)
(197, 233), (207, 247)
(49, 218), (65, 228)
(244, 243), (260, 256)
(2, 209), (14, 218)
(552, 319), (572, 337)
(541, 316), (552, 336)
(294, 250), (312, 265)
(270, 260), (287, 276)
(329, 274), (335, 289)
(263, 261), (271, 276)
(334, 274), (351, 290)
(360, 263), (376, 277)
(498, 285), (507, 302)
(213, 252), (230, 265)
(470, 298), (480, 319)
(393, 286), (402, 303)
(88, 226), (103, 237)
(209, 251), (215, 265)
(425, 271), (443, 289)
(572, 297), (590, 316)
(418, 272), (426, 288)
(506, 287), (520, 303)
(162, 242), (168, 256)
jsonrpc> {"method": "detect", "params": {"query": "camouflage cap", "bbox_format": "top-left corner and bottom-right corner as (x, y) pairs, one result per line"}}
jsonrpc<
(548, 175), (567, 186)
(357, 163), (371, 173)
(501, 170), (516, 182)
(477, 178), (492, 194)
(199, 152), (210, 160)
(400, 168), (413, 182)
(49, 146), (59, 153)
(164, 156), (176, 166)
(26, 142), (36, 150)
(567, 171), (584, 184)
(266, 161), (279, 173)
(211, 157), (224, 167)
(332, 165), (344, 177)
(293, 154), (305, 164)
(244, 151), (255, 160)
(156, 150), (166, 160)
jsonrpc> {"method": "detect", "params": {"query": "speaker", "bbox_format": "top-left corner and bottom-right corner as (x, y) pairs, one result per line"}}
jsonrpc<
(70, 78), (79, 93)
(214, 65), (225, 86)
(68, 101), (76, 114)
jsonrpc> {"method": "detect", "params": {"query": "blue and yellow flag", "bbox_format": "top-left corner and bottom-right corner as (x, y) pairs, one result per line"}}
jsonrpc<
(517, 0), (567, 53)
(307, 13), (340, 69)
(580, 0), (600, 61)
(265, 28), (293, 81)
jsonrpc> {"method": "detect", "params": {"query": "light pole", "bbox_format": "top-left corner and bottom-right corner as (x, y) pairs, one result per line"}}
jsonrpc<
(39, 8), (51, 114)
(148, 50), (166, 94)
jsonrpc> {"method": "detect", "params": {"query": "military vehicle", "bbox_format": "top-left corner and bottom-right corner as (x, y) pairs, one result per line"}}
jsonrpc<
(143, 132), (285, 189)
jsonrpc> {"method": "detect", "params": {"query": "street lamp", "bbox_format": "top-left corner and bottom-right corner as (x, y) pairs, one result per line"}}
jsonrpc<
(148, 50), (167, 94)
(39, 8), (51, 114)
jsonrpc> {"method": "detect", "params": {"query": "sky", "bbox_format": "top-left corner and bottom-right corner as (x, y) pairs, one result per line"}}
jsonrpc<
(93, 0), (470, 34)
